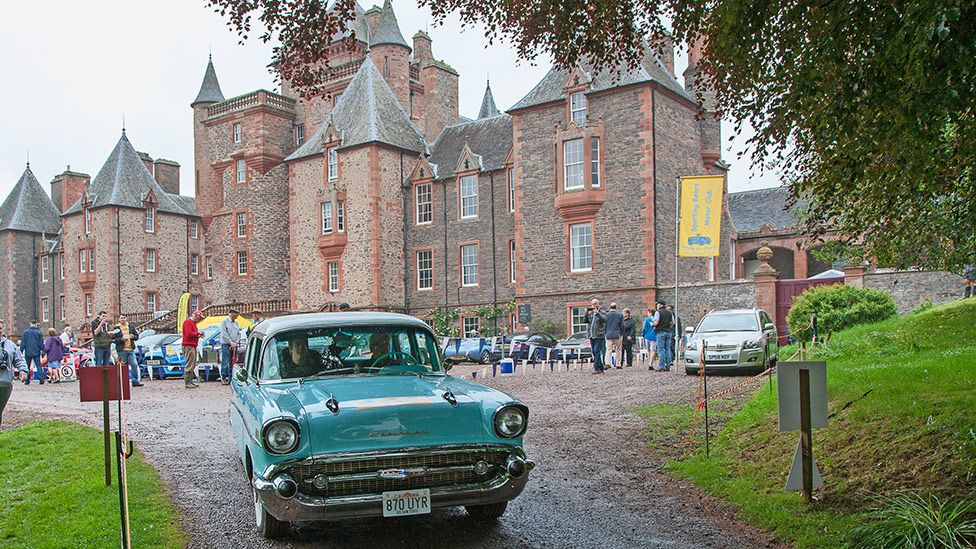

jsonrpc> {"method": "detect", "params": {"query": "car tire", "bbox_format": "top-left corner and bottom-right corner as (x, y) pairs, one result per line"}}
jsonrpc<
(685, 367), (698, 376)
(480, 350), (491, 364)
(252, 471), (290, 539)
(465, 501), (508, 522)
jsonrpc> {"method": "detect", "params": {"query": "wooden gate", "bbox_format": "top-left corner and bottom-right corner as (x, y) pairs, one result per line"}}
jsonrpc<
(774, 276), (844, 337)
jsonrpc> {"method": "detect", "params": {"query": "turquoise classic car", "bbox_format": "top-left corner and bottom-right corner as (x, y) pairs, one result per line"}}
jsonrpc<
(229, 312), (535, 538)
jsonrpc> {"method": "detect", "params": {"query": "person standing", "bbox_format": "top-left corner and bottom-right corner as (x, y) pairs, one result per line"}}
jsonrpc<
(964, 262), (976, 298)
(90, 311), (113, 366)
(20, 321), (44, 385)
(667, 304), (684, 356)
(604, 303), (624, 369)
(641, 307), (658, 370)
(113, 314), (142, 387)
(182, 310), (205, 389)
(652, 301), (675, 371)
(587, 299), (608, 374)
(60, 324), (75, 349)
(0, 321), (28, 427)
(219, 310), (242, 385)
(43, 328), (65, 383)
(247, 309), (265, 336)
(621, 308), (636, 368)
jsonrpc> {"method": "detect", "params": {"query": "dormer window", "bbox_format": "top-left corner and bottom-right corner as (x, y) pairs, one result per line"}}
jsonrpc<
(328, 147), (338, 181)
(570, 92), (586, 126)
(145, 206), (156, 233)
(84, 207), (91, 234)
(233, 123), (242, 143)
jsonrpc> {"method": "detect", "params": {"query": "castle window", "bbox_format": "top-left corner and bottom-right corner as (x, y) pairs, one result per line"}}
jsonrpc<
(41, 298), (49, 323)
(59, 253), (64, 280)
(337, 201), (345, 232)
(460, 244), (479, 287)
(570, 306), (589, 335)
(84, 207), (91, 234)
(41, 256), (49, 282)
(459, 175), (478, 219)
(563, 139), (585, 190)
(322, 202), (333, 234)
(146, 292), (158, 313)
(236, 212), (247, 238)
(462, 317), (479, 337)
(327, 147), (338, 181)
(236, 159), (246, 183)
(85, 293), (93, 317)
(145, 206), (156, 233)
(237, 250), (248, 276)
(59, 295), (65, 320)
(88, 248), (95, 273)
(590, 137), (601, 188)
(328, 261), (340, 293)
(384, 56), (389, 77)
(190, 295), (200, 311)
(190, 220), (199, 239)
(569, 222), (593, 272)
(233, 123), (242, 143)
(79, 251), (86, 273)
(191, 254), (200, 276)
(416, 249), (433, 291)
(206, 256), (213, 280)
(146, 249), (156, 273)
(295, 124), (305, 145)
(415, 184), (432, 225)
(509, 239), (516, 283)
(570, 92), (586, 126)
(508, 168), (515, 212)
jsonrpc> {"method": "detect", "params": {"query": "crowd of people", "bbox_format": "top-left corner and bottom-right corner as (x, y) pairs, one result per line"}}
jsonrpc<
(586, 299), (688, 375)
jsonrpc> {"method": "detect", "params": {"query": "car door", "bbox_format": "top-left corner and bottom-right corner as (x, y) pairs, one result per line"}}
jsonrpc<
(232, 335), (264, 447)
(759, 311), (777, 364)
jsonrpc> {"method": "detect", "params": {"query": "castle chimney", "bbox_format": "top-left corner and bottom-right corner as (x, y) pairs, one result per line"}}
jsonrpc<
(412, 31), (432, 63)
(153, 159), (181, 195)
(365, 6), (382, 34)
(50, 168), (90, 213)
(137, 151), (154, 175)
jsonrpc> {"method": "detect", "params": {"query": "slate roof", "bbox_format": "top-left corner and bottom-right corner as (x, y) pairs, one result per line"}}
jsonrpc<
(0, 166), (61, 234)
(510, 43), (693, 112)
(329, 1), (370, 43)
(192, 56), (225, 105)
(63, 133), (198, 217)
(428, 114), (512, 181)
(477, 82), (501, 119)
(368, 0), (409, 49)
(728, 186), (802, 235)
(286, 56), (426, 160)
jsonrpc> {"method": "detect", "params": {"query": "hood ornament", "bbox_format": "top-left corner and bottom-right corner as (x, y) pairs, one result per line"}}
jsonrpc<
(325, 392), (339, 415)
(442, 390), (458, 408)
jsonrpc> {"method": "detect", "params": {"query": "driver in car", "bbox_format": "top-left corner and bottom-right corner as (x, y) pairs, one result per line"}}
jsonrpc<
(280, 336), (324, 378)
(368, 332), (397, 369)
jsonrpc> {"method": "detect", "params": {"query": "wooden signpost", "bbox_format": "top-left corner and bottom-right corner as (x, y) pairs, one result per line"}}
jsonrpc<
(777, 361), (827, 501)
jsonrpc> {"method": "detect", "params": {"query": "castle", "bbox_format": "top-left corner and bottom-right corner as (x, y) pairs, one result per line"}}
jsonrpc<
(2, 0), (739, 338)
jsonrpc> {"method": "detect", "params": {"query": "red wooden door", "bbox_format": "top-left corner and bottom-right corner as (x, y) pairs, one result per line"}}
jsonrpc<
(774, 277), (844, 338)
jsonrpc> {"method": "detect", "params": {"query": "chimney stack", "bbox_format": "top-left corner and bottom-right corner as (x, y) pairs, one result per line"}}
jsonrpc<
(50, 168), (90, 213)
(153, 159), (181, 195)
(413, 31), (432, 63)
(365, 6), (382, 34)
(137, 151), (154, 175)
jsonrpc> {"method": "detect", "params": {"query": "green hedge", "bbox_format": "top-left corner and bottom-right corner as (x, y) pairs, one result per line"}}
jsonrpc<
(786, 283), (897, 342)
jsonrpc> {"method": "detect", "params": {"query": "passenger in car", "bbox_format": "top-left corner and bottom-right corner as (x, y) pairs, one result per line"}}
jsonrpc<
(279, 336), (324, 378)
(368, 333), (397, 369)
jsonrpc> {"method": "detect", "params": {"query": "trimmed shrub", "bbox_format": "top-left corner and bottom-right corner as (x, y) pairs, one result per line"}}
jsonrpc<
(786, 283), (897, 342)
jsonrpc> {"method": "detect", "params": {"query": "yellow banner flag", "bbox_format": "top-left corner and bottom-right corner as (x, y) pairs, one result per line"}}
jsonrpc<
(678, 175), (725, 257)
(176, 292), (190, 334)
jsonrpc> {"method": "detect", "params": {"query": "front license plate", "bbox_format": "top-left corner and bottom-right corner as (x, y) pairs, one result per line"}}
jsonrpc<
(145, 359), (161, 366)
(382, 489), (431, 517)
(707, 354), (732, 360)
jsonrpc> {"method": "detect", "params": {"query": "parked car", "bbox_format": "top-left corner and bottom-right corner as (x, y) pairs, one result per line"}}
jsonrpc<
(197, 326), (248, 381)
(683, 308), (778, 375)
(136, 333), (186, 379)
(39, 346), (93, 380)
(230, 312), (535, 538)
(443, 336), (511, 364)
(509, 332), (559, 361)
(553, 331), (593, 360)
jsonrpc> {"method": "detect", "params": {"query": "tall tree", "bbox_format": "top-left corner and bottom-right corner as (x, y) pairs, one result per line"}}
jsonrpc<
(208, 0), (976, 271)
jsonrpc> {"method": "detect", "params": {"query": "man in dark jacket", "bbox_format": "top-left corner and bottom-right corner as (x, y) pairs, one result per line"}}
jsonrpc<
(604, 303), (624, 369)
(620, 308), (637, 368)
(20, 321), (44, 385)
(90, 311), (113, 366)
(587, 299), (608, 374)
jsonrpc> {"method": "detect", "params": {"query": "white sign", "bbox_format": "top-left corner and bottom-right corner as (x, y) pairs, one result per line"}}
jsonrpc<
(777, 361), (828, 432)
(785, 438), (824, 492)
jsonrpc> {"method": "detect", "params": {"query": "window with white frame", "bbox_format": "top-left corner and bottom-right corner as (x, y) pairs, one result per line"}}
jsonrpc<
(570, 92), (586, 126)
(295, 124), (305, 145)
(706, 257), (716, 282)
(237, 250), (248, 276)
(190, 220), (199, 239)
(88, 248), (95, 272)
(337, 201), (345, 232)
(236, 159), (246, 183)
(41, 256), (49, 282)
(460, 244), (478, 286)
(328, 261), (340, 292)
(569, 223), (592, 272)
(233, 123), (242, 143)
(146, 249), (156, 272)
(59, 295), (65, 320)
(84, 207), (91, 234)
(563, 139), (584, 190)
(327, 147), (338, 181)
(570, 306), (589, 335)
(459, 175), (478, 218)
(79, 251), (86, 273)
(206, 256), (213, 280)
(145, 206), (155, 233)
(322, 202), (333, 234)
(416, 250), (433, 291)
(147, 292), (157, 313)
(509, 240), (516, 283)
(191, 254), (200, 276)
(190, 295), (199, 312)
(415, 184), (432, 224)
(236, 212), (247, 238)
(85, 293), (93, 317)
(41, 298), (49, 322)
(590, 137), (601, 187)
(462, 316), (480, 337)
(508, 168), (515, 212)
(59, 253), (64, 279)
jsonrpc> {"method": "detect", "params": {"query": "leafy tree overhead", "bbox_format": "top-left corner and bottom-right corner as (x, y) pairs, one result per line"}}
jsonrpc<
(209, 0), (976, 271)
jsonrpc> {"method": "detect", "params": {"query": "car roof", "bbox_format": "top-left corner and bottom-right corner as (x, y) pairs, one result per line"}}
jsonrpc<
(253, 312), (431, 339)
(707, 309), (760, 316)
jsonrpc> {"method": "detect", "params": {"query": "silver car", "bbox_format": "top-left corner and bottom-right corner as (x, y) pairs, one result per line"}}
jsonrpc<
(683, 308), (778, 375)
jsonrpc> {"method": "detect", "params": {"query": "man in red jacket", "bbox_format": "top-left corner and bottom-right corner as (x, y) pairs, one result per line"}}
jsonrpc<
(182, 310), (205, 389)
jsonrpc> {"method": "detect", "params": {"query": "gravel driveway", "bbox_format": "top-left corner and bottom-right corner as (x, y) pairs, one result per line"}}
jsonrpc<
(5, 362), (776, 548)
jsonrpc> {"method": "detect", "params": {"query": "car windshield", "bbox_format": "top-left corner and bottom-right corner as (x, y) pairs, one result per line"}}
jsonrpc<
(566, 332), (587, 341)
(138, 334), (178, 347)
(259, 325), (442, 381)
(696, 313), (759, 333)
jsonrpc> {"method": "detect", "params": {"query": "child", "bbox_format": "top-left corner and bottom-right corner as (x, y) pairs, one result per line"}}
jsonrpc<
(43, 328), (66, 383)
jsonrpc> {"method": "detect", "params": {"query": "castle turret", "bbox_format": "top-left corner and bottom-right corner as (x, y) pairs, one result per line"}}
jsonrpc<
(368, 0), (411, 111)
(477, 81), (501, 119)
(191, 55), (225, 220)
(683, 38), (721, 171)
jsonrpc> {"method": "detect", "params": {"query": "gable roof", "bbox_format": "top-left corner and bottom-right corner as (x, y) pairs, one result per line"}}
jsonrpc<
(368, 0), (409, 49)
(510, 44), (693, 112)
(477, 82), (501, 119)
(0, 166), (61, 234)
(728, 186), (802, 234)
(63, 133), (197, 217)
(192, 56), (225, 106)
(427, 114), (512, 181)
(286, 56), (425, 160)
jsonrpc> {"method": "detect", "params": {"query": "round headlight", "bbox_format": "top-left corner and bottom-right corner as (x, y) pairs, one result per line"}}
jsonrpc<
(493, 405), (528, 438)
(263, 420), (299, 454)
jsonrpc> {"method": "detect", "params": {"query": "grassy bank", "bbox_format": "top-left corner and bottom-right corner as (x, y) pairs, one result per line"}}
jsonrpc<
(647, 299), (976, 547)
(0, 420), (184, 549)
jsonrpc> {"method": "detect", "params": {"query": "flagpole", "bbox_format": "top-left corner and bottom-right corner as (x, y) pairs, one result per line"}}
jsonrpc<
(674, 176), (680, 374)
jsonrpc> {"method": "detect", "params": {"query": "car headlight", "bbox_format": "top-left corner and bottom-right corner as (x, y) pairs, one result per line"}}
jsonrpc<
(493, 405), (529, 438)
(263, 419), (300, 454)
(742, 339), (762, 350)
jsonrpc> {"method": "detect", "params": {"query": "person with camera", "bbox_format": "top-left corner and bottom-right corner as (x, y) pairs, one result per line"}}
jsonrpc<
(0, 320), (28, 427)
(113, 314), (142, 387)
(90, 310), (113, 366)
(587, 299), (608, 374)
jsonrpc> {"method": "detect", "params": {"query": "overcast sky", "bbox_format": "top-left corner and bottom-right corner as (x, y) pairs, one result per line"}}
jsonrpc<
(0, 0), (778, 201)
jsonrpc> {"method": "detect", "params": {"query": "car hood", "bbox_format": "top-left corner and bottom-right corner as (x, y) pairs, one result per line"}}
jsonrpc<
(689, 331), (759, 345)
(285, 375), (498, 454)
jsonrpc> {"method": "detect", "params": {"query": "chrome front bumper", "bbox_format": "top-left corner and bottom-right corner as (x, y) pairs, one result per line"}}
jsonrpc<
(253, 446), (535, 522)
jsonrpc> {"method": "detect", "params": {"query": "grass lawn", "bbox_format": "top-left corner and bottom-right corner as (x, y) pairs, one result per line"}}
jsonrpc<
(642, 299), (976, 548)
(0, 420), (184, 549)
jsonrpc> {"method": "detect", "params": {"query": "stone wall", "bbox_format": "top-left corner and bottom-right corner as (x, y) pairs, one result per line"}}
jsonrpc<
(656, 279), (757, 328)
(864, 269), (963, 313)
(2, 231), (44, 333)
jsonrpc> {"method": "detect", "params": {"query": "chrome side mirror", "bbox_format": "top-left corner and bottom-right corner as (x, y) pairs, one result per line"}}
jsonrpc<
(442, 361), (453, 372)
(764, 323), (775, 332)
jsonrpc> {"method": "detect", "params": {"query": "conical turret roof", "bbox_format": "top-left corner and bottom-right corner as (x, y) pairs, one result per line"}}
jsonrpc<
(192, 56), (225, 106)
(478, 81), (501, 119)
(368, 0), (409, 50)
(0, 166), (61, 233)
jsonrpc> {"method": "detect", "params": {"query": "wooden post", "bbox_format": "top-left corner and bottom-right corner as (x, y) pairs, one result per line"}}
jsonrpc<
(703, 341), (710, 458)
(799, 368), (813, 502)
(101, 368), (111, 486)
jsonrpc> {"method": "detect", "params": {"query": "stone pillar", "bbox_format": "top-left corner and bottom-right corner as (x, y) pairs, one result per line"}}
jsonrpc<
(844, 263), (868, 287)
(752, 243), (779, 325)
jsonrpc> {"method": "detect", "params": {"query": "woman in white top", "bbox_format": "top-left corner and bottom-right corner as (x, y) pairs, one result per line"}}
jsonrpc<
(0, 320), (29, 427)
